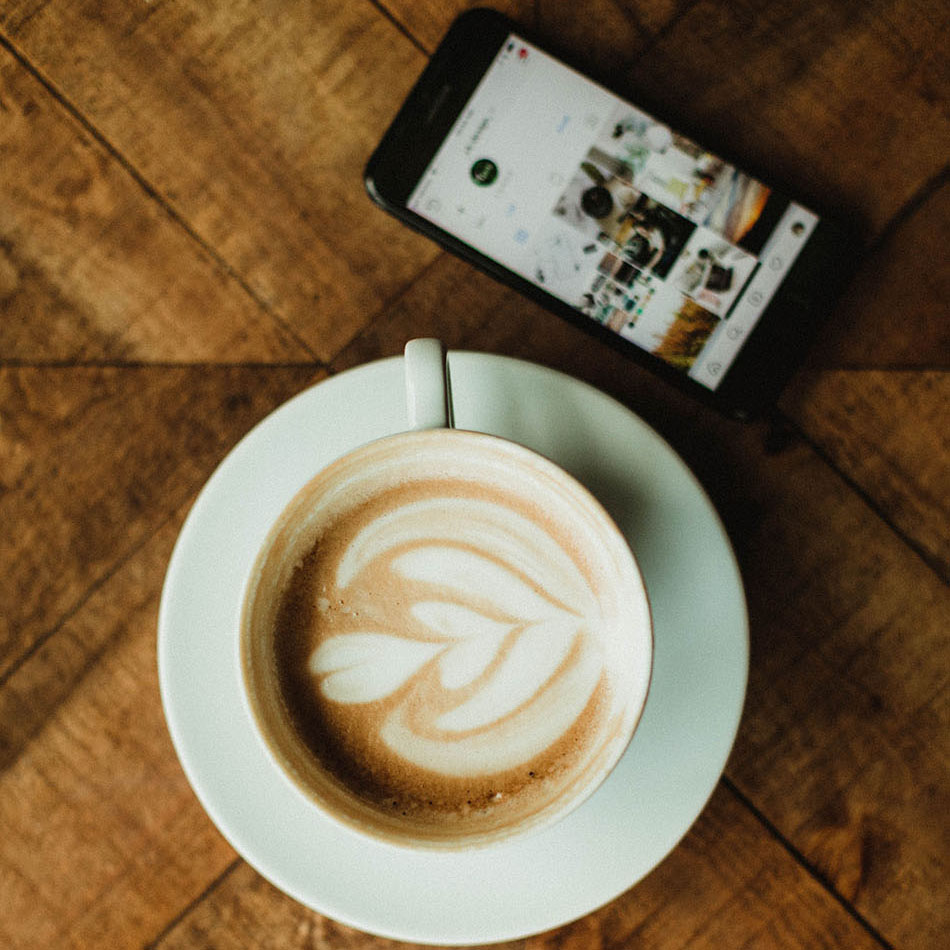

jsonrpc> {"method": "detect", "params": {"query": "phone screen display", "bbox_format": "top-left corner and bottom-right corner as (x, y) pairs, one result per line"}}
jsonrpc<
(407, 36), (820, 390)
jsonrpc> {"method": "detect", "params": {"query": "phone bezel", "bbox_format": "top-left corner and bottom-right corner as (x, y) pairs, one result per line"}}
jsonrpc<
(364, 8), (858, 419)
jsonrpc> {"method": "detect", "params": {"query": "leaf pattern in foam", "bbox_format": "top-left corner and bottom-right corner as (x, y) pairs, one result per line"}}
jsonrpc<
(310, 633), (442, 703)
(393, 546), (569, 622)
(410, 601), (516, 689)
(435, 616), (581, 732)
(380, 638), (604, 776)
(335, 498), (593, 616)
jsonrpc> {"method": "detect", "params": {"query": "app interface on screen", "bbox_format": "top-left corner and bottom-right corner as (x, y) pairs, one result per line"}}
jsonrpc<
(408, 36), (819, 389)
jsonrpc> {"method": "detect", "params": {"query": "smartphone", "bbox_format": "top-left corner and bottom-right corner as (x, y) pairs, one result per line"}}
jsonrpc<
(365, 8), (856, 418)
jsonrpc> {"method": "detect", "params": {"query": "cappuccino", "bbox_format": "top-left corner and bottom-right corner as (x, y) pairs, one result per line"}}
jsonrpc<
(241, 429), (652, 847)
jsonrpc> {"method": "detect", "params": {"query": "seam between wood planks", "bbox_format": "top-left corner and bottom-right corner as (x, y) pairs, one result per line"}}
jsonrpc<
(0, 31), (322, 364)
(722, 776), (896, 950)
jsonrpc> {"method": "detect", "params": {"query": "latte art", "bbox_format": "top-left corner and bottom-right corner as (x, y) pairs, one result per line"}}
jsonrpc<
(308, 494), (606, 777)
(242, 430), (652, 847)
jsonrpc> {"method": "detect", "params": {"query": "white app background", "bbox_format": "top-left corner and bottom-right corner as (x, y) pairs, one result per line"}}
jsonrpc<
(409, 38), (817, 389)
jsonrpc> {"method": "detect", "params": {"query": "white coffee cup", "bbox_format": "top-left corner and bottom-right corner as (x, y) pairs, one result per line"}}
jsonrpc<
(240, 340), (653, 849)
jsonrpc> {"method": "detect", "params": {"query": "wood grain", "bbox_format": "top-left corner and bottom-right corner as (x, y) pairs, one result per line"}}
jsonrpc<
(621, 0), (950, 235)
(776, 180), (950, 578)
(0, 365), (319, 678)
(0, 512), (238, 950)
(382, 0), (534, 53)
(328, 255), (544, 373)
(0, 48), (309, 363)
(797, 177), (950, 369)
(720, 425), (950, 950)
(784, 369), (949, 575)
(0, 0), (439, 361)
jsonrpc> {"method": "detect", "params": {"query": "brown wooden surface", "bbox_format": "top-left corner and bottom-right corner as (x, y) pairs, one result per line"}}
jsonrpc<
(1, 0), (947, 947)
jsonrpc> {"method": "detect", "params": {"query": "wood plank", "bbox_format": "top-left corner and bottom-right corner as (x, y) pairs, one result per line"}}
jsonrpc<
(778, 183), (950, 576)
(721, 429), (950, 950)
(796, 179), (950, 368)
(0, 0), (439, 362)
(328, 251), (728, 442)
(533, 0), (683, 78)
(378, 0), (683, 62)
(571, 785), (881, 949)
(782, 369), (949, 575)
(0, 365), (319, 679)
(328, 255), (533, 374)
(0, 48), (309, 363)
(149, 785), (884, 950)
(622, 0), (950, 236)
(380, 0), (534, 54)
(0, 512), (238, 949)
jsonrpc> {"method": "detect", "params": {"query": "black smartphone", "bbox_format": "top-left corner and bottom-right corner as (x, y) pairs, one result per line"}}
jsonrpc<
(365, 8), (857, 419)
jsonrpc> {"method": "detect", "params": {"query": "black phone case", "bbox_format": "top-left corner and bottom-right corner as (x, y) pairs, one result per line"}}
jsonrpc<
(364, 9), (860, 420)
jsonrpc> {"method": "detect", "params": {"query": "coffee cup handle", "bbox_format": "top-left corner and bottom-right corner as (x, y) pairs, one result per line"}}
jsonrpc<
(404, 338), (453, 430)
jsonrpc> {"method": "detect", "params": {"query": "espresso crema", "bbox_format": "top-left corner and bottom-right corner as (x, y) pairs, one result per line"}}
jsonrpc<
(242, 430), (652, 847)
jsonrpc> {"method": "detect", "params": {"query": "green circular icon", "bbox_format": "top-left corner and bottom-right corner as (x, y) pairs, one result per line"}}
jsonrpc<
(471, 158), (499, 186)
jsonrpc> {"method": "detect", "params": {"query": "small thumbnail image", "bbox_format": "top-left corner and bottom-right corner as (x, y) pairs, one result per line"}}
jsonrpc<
(552, 148), (696, 279)
(593, 104), (677, 178)
(551, 147), (639, 243)
(667, 228), (758, 317)
(578, 268), (656, 338)
(594, 102), (733, 226)
(702, 170), (776, 252)
(597, 250), (640, 287)
(636, 145), (731, 226)
(531, 229), (601, 301)
(610, 193), (696, 279)
(650, 295), (722, 372)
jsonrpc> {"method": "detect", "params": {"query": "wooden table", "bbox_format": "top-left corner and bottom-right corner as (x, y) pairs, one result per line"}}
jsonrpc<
(1, 1), (947, 947)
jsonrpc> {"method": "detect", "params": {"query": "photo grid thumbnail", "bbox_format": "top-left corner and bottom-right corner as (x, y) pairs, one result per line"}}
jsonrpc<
(548, 102), (777, 372)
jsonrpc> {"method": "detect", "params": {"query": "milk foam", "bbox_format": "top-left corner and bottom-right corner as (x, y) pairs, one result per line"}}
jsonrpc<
(306, 488), (609, 777)
(244, 429), (653, 843)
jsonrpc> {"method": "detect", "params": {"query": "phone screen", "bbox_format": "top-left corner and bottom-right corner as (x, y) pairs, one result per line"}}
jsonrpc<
(406, 36), (820, 391)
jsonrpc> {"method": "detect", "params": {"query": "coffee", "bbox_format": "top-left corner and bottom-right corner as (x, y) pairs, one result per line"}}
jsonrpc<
(242, 429), (652, 848)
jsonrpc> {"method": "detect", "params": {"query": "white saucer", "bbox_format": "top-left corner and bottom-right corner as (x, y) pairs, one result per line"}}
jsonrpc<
(158, 352), (748, 945)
